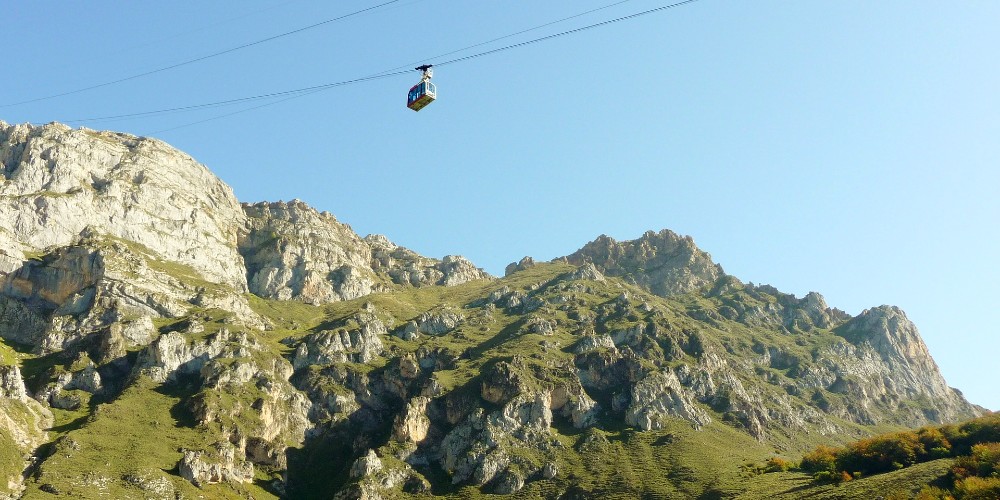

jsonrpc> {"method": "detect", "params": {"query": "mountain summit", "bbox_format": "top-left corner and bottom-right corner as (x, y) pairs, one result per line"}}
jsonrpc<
(564, 229), (724, 297)
(0, 122), (979, 498)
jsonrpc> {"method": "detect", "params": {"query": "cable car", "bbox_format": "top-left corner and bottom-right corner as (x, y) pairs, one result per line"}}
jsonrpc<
(407, 65), (436, 112)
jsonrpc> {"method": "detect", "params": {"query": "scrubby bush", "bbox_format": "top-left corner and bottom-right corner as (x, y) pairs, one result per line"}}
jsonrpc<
(800, 444), (838, 473)
(917, 426), (952, 460)
(947, 414), (1000, 455)
(953, 476), (1000, 500)
(801, 413), (1000, 496)
(836, 431), (923, 476)
(764, 456), (792, 472)
(812, 470), (835, 483)
(913, 485), (953, 500)
(952, 442), (1000, 479)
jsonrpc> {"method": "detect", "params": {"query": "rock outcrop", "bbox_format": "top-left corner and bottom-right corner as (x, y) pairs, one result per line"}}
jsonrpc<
(241, 201), (379, 304)
(826, 305), (975, 424)
(366, 234), (490, 288)
(178, 444), (254, 487)
(0, 122), (248, 291)
(239, 201), (491, 304)
(0, 365), (52, 497)
(564, 229), (723, 297)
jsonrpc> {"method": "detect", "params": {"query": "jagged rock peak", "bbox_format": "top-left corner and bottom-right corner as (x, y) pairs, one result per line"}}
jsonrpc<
(841, 305), (935, 364)
(504, 256), (536, 276)
(836, 305), (978, 422)
(724, 281), (852, 331)
(239, 198), (491, 304)
(365, 233), (492, 288)
(563, 229), (723, 297)
(0, 365), (27, 400)
(240, 199), (377, 304)
(244, 199), (348, 225)
(0, 121), (248, 291)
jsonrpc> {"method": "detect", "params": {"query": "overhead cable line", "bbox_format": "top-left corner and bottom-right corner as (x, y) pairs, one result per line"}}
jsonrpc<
(145, 88), (330, 135)
(63, 0), (701, 126)
(112, 0), (304, 56)
(134, 0), (645, 131)
(62, 71), (412, 124)
(369, 0), (637, 77)
(0, 0), (402, 108)
(434, 0), (700, 68)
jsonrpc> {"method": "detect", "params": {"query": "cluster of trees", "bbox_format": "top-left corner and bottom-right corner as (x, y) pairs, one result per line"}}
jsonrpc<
(796, 414), (1000, 499)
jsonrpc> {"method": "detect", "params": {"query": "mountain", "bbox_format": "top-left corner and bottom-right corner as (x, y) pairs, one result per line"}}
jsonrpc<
(0, 121), (980, 499)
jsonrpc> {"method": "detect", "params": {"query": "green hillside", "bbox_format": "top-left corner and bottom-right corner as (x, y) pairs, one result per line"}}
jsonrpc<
(3, 260), (979, 498)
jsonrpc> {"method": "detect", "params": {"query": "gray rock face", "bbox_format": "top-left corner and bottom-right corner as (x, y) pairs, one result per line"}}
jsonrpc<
(0, 122), (248, 291)
(550, 381), (599, 429)
(350, 449), (383, 479)
(564, 262), (606, 282)
(826, 305), (976, 424)
(0, 122), (266, 355)
(440, 392), (553, 487)
(723, 281), (850, 331)
(239, 200), (491, 304)
(392, 396), (431, 443)
(564, 229), (723, 297)
(415, 308), (463, 336)
(626, 370), (712, 430)
(504, 256), (535, 276)
(2, 236), (264, 352)
(0, 364), (52, 496)
(542, 462), (558, 479)
(241, 200), (378, 304)
(136, 327), (258, 383)
(573, 334), (616, 354)
(178, 444), (254, 487)
(366, 234), (491, 289)
(0, 365), (27, 400)
(293, 314), (387, 367)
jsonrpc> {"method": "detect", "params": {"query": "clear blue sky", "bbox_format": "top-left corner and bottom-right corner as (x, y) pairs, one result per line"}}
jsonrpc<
(4, 1), (997, 411)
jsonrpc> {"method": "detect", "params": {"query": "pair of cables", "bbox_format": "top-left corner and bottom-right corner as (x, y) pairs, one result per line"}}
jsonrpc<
(7, 0), (701, 132)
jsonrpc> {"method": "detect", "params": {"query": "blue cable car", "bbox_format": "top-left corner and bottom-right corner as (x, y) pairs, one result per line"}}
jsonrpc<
(407, 65), (436, 112)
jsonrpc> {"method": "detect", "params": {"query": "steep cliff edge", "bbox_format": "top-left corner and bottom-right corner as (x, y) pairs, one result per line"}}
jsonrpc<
(831, 305), (972, 423)
(0, 121), (248, 291)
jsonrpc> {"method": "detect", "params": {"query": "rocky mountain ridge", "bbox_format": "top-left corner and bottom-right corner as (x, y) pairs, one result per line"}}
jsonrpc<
(0, 121), (980, 499)
(240, 200), (489, 305)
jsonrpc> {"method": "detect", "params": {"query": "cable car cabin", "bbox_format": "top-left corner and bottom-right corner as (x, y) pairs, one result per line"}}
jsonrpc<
(407, 81), (436, 112)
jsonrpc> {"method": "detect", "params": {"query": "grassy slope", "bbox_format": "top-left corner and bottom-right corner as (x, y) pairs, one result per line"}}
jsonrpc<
(3, 260), (961, 498)
(270, 263), (914, 498)
(739, 459), (953, 500)
(1, 339), (28, 496)
(23, 378), (276, 499)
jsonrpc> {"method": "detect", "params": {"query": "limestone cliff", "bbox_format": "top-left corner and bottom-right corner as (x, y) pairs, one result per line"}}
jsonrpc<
(564, 229), (724, 297)
(0, 121), (248, 291)
(240, 200), (491, 304)
(240, 200), (378, 304)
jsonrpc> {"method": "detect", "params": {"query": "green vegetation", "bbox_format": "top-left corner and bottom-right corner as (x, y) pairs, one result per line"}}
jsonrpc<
(789, 413), (1000, 498)
(0, 421), (24, 495)
(23, 377), (276, 499)
(0, 340), (17, 366)
(2, 256), (982, 498)
(740, 458), (956, 500)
